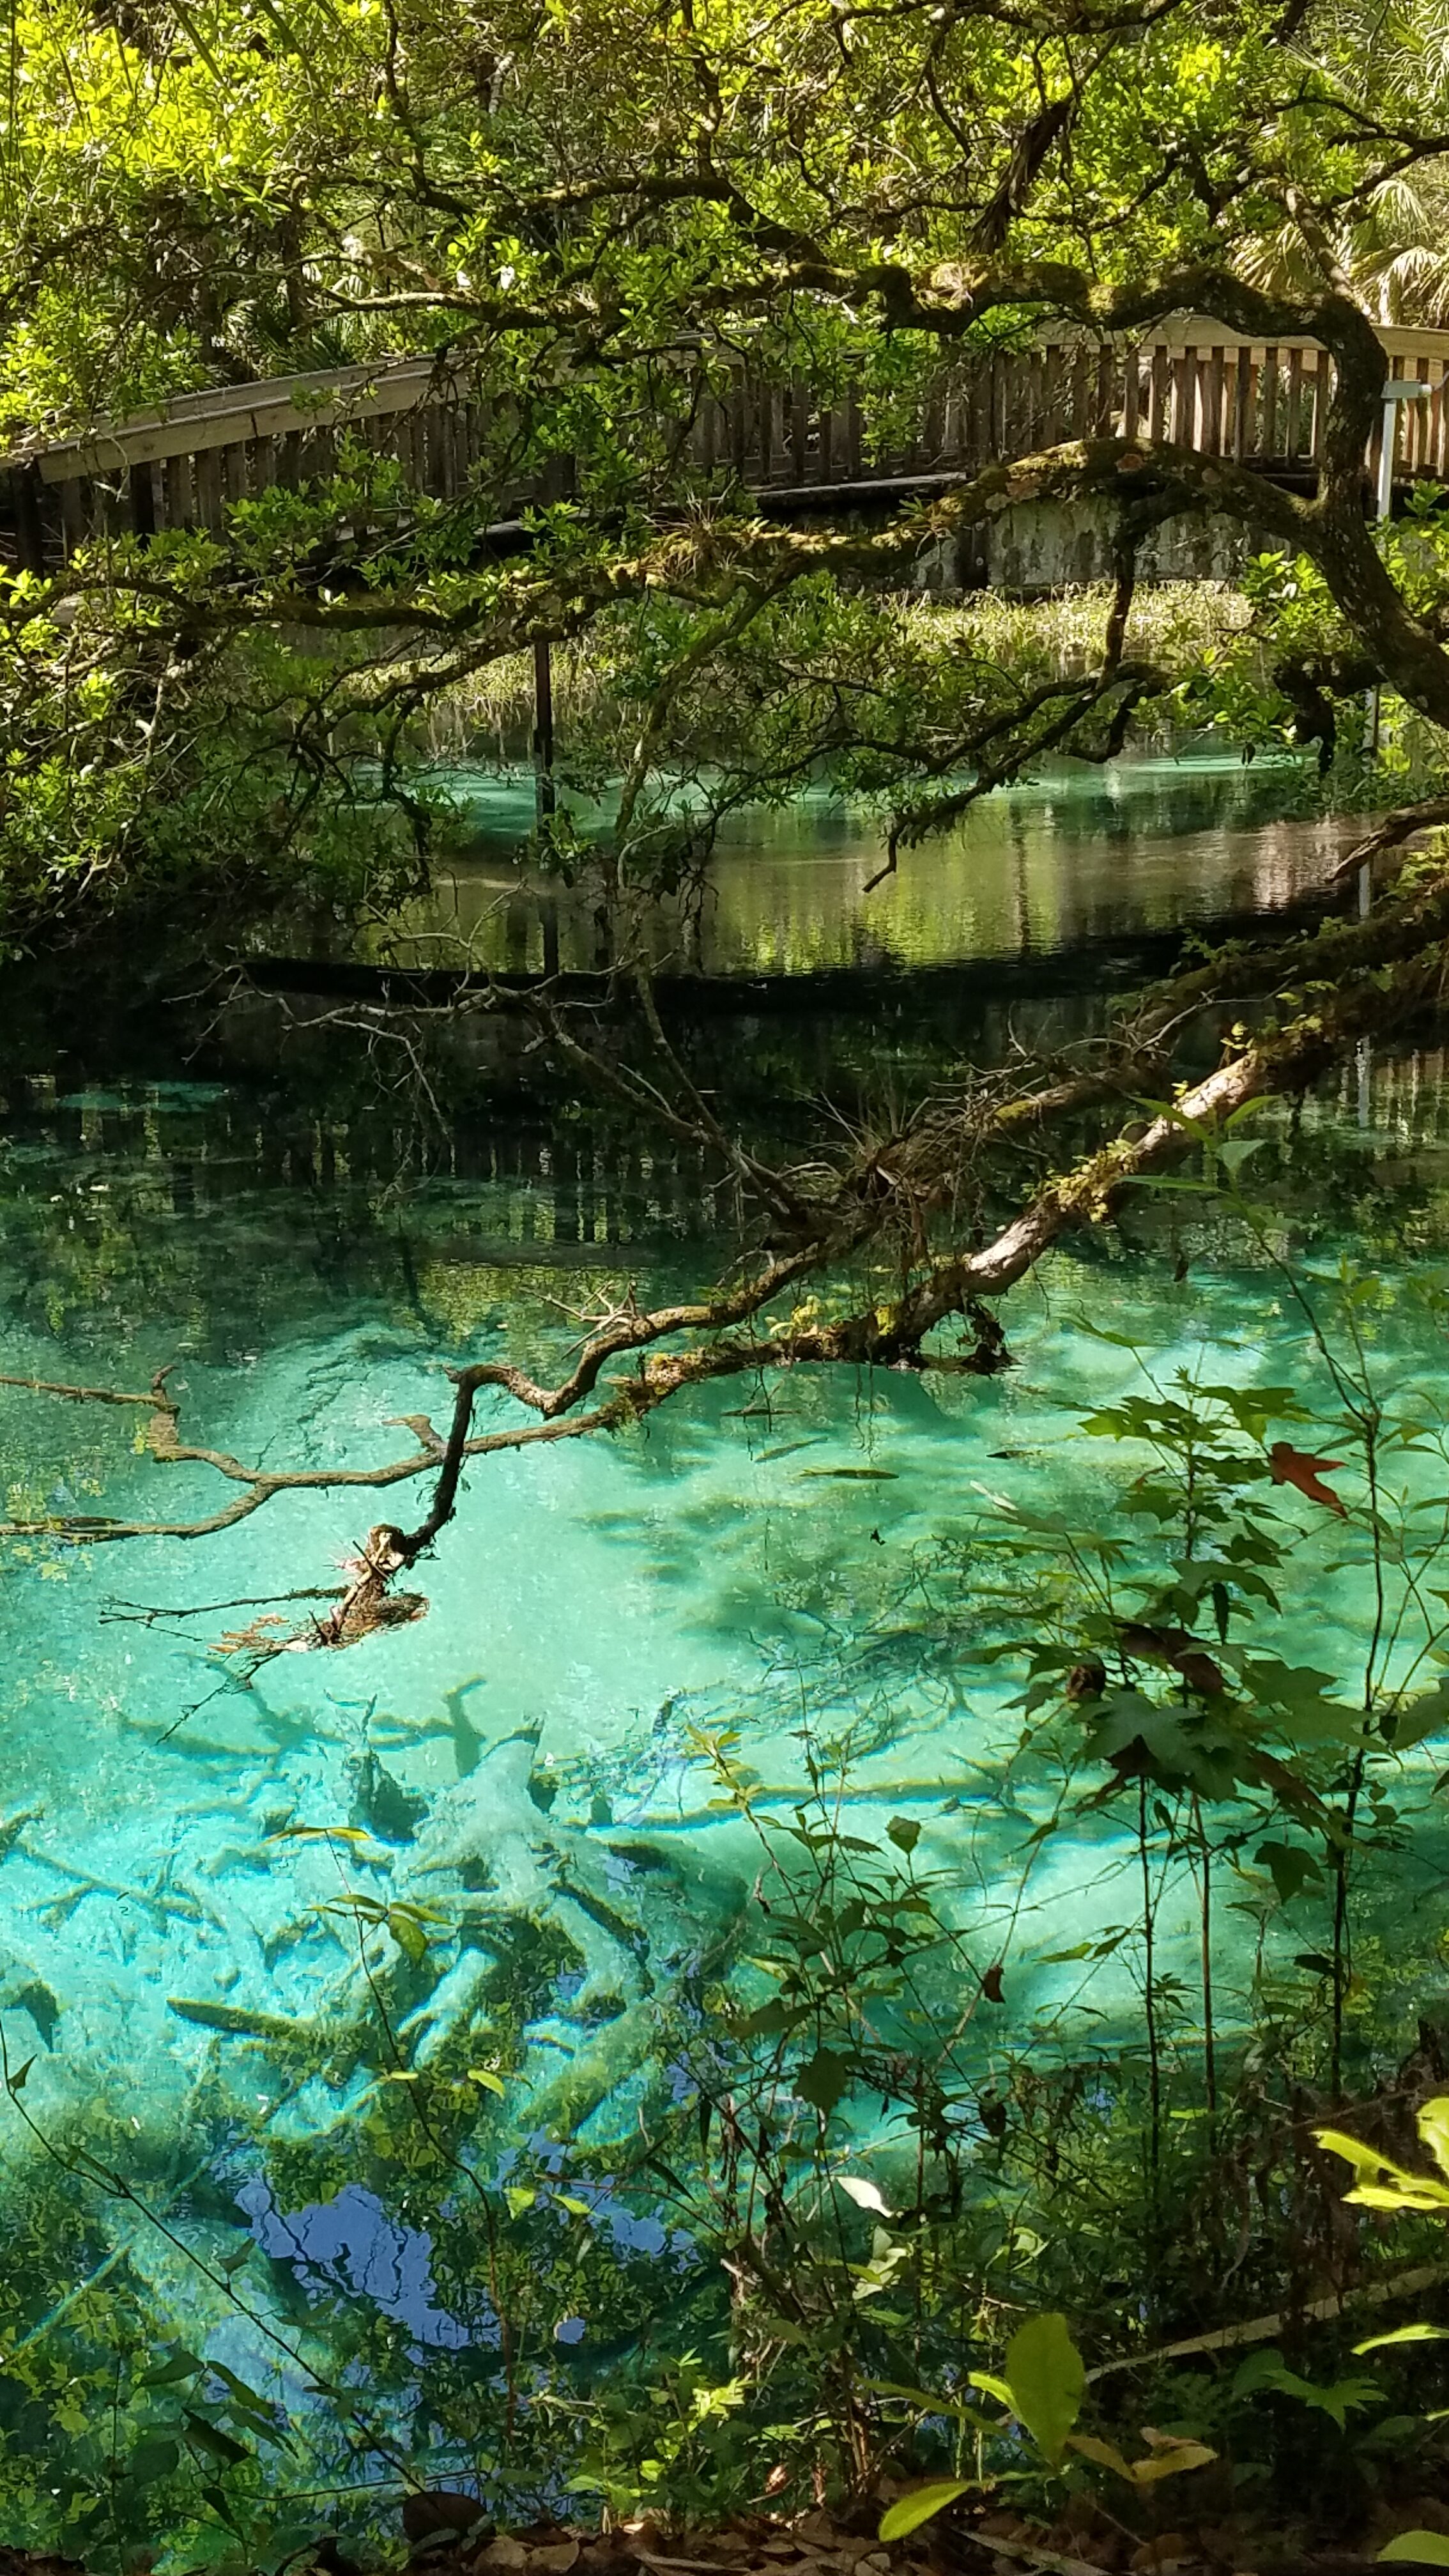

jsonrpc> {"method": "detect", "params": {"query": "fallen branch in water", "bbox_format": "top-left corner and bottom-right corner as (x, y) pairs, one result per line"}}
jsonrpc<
(3, 875), (1443, 1618)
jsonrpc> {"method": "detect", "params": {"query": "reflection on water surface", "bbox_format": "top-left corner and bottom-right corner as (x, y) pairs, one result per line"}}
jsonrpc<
(389, 749), (1357, 976)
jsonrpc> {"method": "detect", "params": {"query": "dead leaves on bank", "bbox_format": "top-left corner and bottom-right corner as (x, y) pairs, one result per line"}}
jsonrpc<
(401, 2510), (910, 2576)
(392, 2499), (1407, 2576)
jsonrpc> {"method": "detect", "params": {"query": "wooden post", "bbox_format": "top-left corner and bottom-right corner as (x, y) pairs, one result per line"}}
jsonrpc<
(58, 475), (89, 555)
(11, 463), (45, 572)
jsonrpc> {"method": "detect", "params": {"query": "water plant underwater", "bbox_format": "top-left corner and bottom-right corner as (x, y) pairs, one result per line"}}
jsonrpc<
(11, 1125), (1449, 2566)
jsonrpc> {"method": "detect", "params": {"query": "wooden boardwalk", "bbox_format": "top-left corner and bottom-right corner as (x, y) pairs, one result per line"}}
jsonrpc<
(8, 319), (1449, 567)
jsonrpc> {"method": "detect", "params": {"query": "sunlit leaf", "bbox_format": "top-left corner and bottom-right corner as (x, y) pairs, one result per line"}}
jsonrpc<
(1004, 2312), (1085, 2465)
(877, 2480), (977, 2542)
(1356, 2326), (1449, 2353)
(838, 2175), (893, 2216)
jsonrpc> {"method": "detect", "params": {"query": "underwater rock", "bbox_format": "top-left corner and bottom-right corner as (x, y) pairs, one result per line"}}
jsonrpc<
(168, 1997), (328, 2043)
(6, 1978), (60, 2048)
(443, 1676), (487, 1777)
(577, 1988), (627, 2027)
(399, 1950), (498, 2064)
(0, 1806), (43, 1861)
(350, 1748), (428, 1844)
(549, 1868), (654, 1995)
(521, 1998), (661, 2142)
(602, 1840), (673, 1874)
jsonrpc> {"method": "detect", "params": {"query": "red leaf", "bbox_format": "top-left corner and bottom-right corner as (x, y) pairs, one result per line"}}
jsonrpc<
(981, 1963), (1005, 2004)
(1268, 1442), (1347, 1518)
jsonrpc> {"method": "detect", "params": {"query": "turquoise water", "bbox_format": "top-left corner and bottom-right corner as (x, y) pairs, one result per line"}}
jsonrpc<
(2, 763), (1448, 2552)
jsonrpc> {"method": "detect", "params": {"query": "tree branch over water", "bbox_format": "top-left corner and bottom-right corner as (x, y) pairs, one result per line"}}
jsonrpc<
(9, 871), (1449, 1630)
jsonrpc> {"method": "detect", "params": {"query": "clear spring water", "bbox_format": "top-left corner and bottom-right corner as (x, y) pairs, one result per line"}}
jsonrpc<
(3, 756), (1449, 2553)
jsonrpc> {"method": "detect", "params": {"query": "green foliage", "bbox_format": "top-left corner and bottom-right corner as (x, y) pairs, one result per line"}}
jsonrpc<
(8, 0), (1449, 930)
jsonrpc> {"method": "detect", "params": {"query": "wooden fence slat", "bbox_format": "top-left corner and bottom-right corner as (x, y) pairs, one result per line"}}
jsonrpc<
(1261, 346), (1278, 456)
(1027, 350), (1045, 450)
(1204, 347), (1225, 454)
(193, 445), (224, 530)
(1311, 355), (1331, 466)
(131, 459), (157, 539)
(1402, 360), (1423, 476)
(1231, 353), (1252, 459)
(1150, 344), (1170, 443)
(1170, 346), (1194, 445)
(790, 384), (808, 482)
(1042, 346), (1064, 443)
(1121, 344), (1140, 440)
(164, 450), (194, 525)
(58, 476), (88, 554)
(1287, 348), (1304, 459)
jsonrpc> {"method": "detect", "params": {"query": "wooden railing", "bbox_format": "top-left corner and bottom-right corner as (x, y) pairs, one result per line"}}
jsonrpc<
(9, 319), (1449, 567)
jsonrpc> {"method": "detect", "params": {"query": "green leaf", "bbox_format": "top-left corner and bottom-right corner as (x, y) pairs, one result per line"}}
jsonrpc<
(1385, 1681), (1449, 1749)
(139, 2349), (203, 2387)
(268, 1824), (376, 1845)
(1380, 2539), (1449, 2564)
(128, 2437), (180, 2485)
(387, 1907), (430, 1965)
(183, 2410), (249, 2467)
(1420, 2097), (1449, 2184)
(878, 2480), (977, 2542)
(1356, 2326), (1449, 2353)
(1256, 1840), (1323, 1903)
(887, 1816), (921, 1855)
(1004, 2312), (1086, 2465)
(967, 2370), (1015, 2409)
(201, 2481), (247, 2538)
(795, 2048), (850, 2114)
(467, 2066), (506, 2097)
(737, 2000), (802, 2038)
(1218, 1137), (1265, 1177)
(1067, 2432), (1135, 2480)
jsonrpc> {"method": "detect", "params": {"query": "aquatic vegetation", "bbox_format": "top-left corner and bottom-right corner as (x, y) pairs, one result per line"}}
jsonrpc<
(4, 1083), (1449, 2560)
